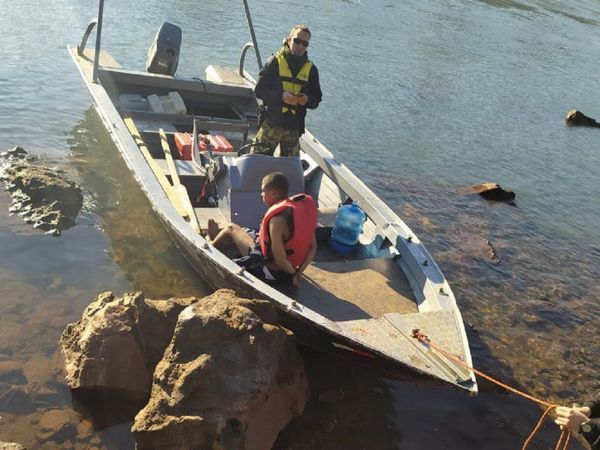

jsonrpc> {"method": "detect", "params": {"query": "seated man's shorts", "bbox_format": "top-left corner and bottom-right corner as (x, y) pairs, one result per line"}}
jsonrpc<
(233, 230), (292, 285)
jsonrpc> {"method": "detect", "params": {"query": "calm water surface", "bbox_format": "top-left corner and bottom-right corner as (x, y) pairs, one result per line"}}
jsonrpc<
(0, 0), (598, 448)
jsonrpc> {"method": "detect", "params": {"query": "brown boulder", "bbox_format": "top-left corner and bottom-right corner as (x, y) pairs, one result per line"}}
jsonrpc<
(59, 291), (198, 394)
(461, 183), (515, 202)
(132, 289), (309, 450)
(566, 109), (600, 127)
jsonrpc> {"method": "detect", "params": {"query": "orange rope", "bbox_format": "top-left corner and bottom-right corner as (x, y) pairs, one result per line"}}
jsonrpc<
(522, 406), (554, 449)
(555, 431), (570, 450)
(411, 329), (570, 450)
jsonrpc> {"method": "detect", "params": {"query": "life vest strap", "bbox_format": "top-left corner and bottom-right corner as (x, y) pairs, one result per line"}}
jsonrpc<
(279, 76), (307, 85)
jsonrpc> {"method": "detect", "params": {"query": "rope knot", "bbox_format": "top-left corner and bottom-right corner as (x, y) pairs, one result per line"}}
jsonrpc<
(411, 328), (430, 344)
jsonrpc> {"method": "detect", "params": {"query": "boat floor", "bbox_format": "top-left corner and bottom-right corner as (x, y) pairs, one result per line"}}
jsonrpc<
(296, 257), (417, 321)
(192, 206), (417, 321)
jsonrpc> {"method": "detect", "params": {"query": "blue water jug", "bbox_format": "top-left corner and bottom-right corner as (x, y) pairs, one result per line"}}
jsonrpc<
(329, 203), (366, 254)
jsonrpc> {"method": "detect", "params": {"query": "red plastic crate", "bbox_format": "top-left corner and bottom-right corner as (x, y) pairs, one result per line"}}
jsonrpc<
(174, 132), (233, 160)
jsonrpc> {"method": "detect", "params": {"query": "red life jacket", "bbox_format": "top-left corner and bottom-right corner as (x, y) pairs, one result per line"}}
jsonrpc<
(259, 194), (318, 267)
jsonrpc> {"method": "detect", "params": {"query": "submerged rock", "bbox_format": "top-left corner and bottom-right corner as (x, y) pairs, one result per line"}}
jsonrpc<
(566, 109), (600, 127)
(0, 146), (29, 161)
(0, 360), (24, 381)
(59, 291), (199, 394)
(132, 289), (309, 450)
(29, 383), (61, 408)
(0, 443), (27, 450)
(23, 353), (52, 386)
(0, 147), (83, 235)
(453, 231), (500, 264)
(36, 408), (79, 442)
(460, 183), (516, 202)
(0, 385), (35, 414)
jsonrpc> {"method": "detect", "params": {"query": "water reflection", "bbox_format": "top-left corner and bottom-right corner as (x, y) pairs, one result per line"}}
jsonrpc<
(66, 108), (212, 299)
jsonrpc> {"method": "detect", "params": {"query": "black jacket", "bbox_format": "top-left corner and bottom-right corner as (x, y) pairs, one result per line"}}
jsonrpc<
(585, 393), (600, 419)
(254, 48), (322, 135)
(583, 393), (600, 449)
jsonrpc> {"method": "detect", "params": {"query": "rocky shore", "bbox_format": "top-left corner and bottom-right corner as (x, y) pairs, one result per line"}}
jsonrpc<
(58, 289), (309, 450)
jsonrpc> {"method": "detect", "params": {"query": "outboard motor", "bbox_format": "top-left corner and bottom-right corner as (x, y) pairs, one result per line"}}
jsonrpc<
(146, 22), (182, 76)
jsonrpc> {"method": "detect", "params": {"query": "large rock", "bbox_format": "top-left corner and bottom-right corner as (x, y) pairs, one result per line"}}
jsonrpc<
(0, 147), (83, 235)
(132, 289), (309, 450)
(460, 183), (515, 202)
(566, 109), (600, 127)
(59, 292), (199, 394)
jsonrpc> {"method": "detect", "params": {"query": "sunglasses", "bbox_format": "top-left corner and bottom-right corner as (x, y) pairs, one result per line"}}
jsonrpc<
(292, 37), (310, 47)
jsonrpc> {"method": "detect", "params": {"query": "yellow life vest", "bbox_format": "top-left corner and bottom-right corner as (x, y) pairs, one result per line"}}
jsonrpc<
(275, 51), (313, 115)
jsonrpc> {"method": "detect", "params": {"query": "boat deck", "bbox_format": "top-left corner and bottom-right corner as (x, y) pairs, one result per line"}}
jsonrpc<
(296, 257), (417, 321)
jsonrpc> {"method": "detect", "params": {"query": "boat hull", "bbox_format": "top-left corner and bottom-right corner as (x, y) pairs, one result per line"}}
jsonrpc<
(69, 44), (477, 394)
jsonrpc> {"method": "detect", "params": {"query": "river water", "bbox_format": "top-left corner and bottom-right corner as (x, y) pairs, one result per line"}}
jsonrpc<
(0, 0), (599, 448)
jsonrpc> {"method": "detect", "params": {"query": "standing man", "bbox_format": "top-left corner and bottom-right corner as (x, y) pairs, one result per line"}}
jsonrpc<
(252, 24), (322, 157)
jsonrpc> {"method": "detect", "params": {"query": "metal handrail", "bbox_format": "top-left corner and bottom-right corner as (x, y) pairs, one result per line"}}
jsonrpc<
(77, 19), (98, 56)
(241, 0), (262, 70)
(239, 42), (256, 76)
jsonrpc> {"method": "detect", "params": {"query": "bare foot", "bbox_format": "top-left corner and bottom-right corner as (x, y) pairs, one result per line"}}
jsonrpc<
(207, 219), (220, 240)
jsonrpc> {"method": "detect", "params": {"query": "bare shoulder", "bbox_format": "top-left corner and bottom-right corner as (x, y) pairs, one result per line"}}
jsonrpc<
(269, 209), (291, 239)
(269, 212), (288, 228)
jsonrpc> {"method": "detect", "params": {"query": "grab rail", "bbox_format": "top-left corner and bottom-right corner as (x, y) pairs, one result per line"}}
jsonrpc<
(241, 0), (262, 70)
(77, 19), (97, 56)
(239, 42), (255, 76)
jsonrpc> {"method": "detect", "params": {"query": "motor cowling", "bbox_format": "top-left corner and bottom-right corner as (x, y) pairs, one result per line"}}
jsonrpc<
(146, 22), (182, 76)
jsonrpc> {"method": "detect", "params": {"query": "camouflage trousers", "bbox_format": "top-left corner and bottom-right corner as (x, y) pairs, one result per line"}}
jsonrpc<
(252, 118), (300, 157)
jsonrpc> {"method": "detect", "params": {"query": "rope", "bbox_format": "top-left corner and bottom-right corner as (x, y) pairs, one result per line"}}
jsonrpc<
(555, 431), (570, 450)
(410, 329), (570, 450)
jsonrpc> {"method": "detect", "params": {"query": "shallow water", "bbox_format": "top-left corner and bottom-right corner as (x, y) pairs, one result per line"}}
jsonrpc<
(1, 0), (599, 448)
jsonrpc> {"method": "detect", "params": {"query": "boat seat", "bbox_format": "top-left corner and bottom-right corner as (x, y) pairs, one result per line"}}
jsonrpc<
(148, 92), (186, 115)
(216, 154), (305, 229)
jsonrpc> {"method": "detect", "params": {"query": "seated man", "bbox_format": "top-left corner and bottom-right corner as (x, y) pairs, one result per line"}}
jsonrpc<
(208, 172), (317, 288)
